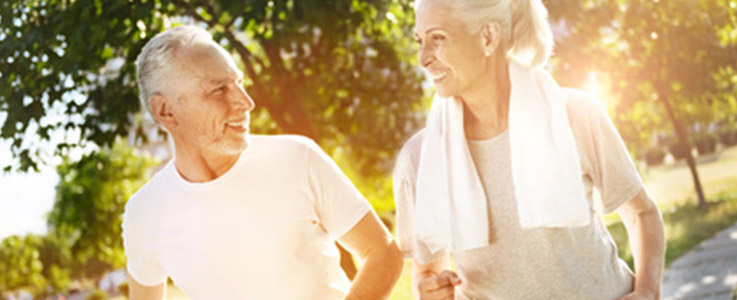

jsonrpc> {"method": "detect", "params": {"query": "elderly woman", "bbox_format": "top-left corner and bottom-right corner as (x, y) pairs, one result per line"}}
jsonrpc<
(392, 0), (665, 299)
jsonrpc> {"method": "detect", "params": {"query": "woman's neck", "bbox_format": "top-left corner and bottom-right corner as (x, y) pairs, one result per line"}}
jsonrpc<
(460, 57), (511, 140)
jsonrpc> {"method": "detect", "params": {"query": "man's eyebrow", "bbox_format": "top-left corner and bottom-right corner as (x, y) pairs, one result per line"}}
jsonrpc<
(206, 70), (244, 89)
(205, 79), (228, 90)
(208, 79), (226, 85)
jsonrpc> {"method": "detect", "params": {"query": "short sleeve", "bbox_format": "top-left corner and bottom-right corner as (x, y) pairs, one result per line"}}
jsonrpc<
(305, 140), (371, 239)
(122, 210), (167, 286)
(393, 157), (417, 258)
(566, 90), (644, 214)
(393, 131), (450, 264)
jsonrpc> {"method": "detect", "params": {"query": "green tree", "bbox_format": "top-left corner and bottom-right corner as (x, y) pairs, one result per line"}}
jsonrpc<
(0, 233), (73, 298)
(0, 0), (424, 177)
(37, 232), (74, 296)
(546, 0), (737, 207)
(0, 235), (46, 298)
(48, 139), (158, 282)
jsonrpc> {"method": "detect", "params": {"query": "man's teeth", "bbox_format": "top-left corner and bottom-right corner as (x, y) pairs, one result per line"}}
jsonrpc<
(227, 121), (246, 127)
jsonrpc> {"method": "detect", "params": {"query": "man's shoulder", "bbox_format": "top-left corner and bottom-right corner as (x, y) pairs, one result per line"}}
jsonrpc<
(124, 162), (173, 219)
(250, 134), (318, 153)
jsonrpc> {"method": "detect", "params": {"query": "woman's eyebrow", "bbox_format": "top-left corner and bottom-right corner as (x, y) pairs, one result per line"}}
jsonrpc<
(415, 26), (443, 37)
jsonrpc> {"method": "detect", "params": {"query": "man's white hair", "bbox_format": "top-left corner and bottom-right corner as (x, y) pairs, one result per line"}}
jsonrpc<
(135, 25), (213, 120)
(416, 0), (553, 68)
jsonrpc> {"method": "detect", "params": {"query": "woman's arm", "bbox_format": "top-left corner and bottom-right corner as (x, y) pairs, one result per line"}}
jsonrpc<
(412, 255), (460, 300)
(616, 188), (665, 300)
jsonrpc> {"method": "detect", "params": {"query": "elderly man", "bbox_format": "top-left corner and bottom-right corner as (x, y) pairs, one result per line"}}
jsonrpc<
(122, 25), (402, 299)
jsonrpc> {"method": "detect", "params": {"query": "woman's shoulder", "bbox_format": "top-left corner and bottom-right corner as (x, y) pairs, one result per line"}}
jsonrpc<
(562, 88), (610, 128)
(394, 129), (426, 180)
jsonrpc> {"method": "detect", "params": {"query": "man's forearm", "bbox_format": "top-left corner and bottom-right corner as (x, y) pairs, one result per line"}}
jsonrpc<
(344, 242), (403, 300)
(627, 206), (665, 298)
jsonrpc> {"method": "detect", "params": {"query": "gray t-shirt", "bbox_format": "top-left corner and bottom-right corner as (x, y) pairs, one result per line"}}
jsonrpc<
(393, 91), (643, 299)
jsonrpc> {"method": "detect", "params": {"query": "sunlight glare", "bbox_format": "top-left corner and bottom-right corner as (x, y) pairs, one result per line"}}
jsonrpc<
(584, 72), (606, 104)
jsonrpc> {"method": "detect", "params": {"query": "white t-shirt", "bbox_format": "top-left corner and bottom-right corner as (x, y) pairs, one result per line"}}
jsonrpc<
(122, 135), (371, 299)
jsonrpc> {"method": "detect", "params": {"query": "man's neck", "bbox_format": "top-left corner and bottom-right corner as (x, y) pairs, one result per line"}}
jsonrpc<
(172, 144), (241, 183)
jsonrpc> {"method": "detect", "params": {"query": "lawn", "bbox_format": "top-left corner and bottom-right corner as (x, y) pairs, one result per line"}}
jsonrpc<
(607, 145), (737, 267)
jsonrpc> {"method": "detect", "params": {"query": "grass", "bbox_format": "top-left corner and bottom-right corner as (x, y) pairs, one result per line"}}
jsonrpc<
(607, 192), (737, 267)
(606, 145), (737, 267)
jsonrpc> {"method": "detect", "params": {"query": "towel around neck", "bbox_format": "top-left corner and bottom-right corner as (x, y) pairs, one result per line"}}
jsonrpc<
(414, 60), (591, 255)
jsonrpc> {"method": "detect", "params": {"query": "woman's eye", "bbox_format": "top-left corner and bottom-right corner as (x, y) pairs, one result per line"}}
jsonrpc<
(414, 38), (423, 45)
(432, 34), (445, 42)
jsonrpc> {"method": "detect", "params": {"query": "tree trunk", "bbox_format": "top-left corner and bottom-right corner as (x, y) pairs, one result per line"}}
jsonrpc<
(658, 91), (707, 207)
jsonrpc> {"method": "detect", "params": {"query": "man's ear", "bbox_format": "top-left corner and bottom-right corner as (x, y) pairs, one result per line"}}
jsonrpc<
(149, 94), (177, 127)
(481, 21), (502, 57)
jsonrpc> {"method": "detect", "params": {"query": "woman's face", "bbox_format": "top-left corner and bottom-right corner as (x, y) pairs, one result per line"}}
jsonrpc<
(415, 0), (489, 98)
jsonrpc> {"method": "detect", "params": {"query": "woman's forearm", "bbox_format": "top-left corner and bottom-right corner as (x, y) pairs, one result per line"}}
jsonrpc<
(622, 192), (665, 299)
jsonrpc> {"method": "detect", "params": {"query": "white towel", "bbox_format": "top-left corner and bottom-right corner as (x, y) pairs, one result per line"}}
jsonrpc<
(414, 60), (590, 255)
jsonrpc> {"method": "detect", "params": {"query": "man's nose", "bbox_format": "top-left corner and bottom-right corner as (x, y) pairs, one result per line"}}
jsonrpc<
(233, 84), (255, 112)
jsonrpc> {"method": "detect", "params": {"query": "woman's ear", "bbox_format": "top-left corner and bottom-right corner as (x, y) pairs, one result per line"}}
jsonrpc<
(149, 94), (177, 128)
(481, 21), (502, 57)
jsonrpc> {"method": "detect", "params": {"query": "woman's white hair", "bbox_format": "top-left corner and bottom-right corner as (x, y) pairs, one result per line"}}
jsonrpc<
(135, 25), (213, 120)
(416, 0), (554, 68)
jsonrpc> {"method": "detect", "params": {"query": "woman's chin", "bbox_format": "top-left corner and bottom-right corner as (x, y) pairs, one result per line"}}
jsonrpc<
(434, 86), (454, 99)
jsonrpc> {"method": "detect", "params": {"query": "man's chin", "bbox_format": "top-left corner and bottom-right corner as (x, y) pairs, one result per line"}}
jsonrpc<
(227, 136), (250, 153)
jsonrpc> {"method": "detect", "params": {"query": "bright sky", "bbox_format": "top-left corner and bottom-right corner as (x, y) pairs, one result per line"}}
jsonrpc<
(0, 140), (58, 240)
(0, 99), (94, 241)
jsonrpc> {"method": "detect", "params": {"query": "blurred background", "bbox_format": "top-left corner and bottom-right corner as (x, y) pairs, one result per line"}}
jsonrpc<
(1, 0), (736, 299)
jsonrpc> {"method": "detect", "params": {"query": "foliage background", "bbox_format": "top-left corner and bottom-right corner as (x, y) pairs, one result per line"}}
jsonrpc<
(1, 0), (737, 298)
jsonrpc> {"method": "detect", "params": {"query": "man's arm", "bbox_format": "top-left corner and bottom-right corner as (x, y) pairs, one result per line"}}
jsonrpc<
(127, 273), (166, 300)
(338, 210), (403, 300)
(616, 188), (665, 300)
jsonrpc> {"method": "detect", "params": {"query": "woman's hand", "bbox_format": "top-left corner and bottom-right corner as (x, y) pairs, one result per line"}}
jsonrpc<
(616, 291), (656, 300)
(418, 270), (462, 300)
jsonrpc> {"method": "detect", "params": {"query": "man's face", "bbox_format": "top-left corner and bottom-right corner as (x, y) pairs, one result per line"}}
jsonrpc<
(166, 42), (255, 156)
